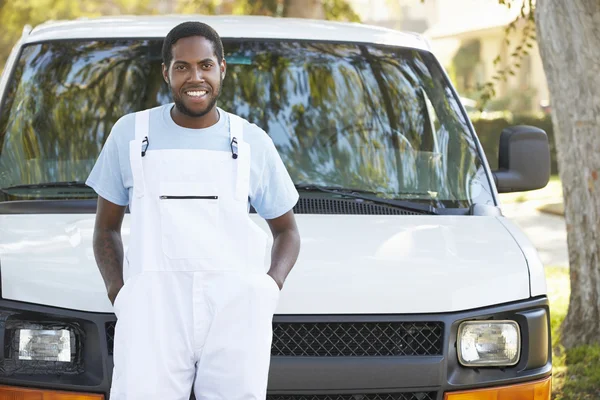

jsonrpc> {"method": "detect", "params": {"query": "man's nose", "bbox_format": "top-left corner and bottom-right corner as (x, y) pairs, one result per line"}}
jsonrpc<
(189, 66), (204, 82)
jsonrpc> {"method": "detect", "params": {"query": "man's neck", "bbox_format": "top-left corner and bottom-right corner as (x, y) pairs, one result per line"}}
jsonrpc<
(171, 106), (219, 129)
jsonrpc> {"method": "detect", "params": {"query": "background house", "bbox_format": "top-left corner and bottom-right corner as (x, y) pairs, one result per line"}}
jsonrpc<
(349, 0), (550, 113)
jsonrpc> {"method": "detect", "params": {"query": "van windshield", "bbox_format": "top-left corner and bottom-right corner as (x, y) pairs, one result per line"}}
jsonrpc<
(0, 39), (494, 208)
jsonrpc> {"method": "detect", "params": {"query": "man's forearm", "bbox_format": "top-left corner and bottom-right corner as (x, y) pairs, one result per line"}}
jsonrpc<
(93, 228), (125, 303)
(268, 229), (301, 289)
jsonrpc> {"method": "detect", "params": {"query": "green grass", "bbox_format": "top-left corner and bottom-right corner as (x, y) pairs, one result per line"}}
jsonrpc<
(499, 175), (562, 205)
(546, 266), (600, 399)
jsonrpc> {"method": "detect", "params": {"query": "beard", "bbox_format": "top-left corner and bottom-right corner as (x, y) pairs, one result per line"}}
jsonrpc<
(172, 75), (223, 118)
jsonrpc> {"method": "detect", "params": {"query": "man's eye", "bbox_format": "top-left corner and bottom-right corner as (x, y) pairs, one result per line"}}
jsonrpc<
(175, 65), (186, 70)
(203, 64), (212, 69)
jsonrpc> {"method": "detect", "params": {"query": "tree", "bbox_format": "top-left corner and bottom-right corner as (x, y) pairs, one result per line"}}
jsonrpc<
(534, 0), (600, 349)
(0, 0), (360, 69)
(447, 0), (600, 349)
(0, 0), (157, 69)
(176, 0), (359, 20)
(285, 0), (325, 18)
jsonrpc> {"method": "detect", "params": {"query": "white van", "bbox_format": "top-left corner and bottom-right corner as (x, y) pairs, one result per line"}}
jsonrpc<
(0, 15), (552, 400)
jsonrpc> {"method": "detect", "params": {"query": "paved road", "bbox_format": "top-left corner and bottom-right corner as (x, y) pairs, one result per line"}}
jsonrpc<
(501, 200), (569, 268)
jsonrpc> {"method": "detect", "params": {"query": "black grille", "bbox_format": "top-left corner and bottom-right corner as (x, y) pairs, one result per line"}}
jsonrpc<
(106, 321), (443, 357)
(106, 322), (115, 355)
(272, 322), (443, 357)
(266, 393), (437, 400)
(293, 198), (421, 215)
(250, 198), (422, 215)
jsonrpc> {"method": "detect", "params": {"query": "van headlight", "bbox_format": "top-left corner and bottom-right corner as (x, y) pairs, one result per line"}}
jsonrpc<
(457, 320), (521, 367)
(4, 320), (83, 374)
(17, 328), (72, 362)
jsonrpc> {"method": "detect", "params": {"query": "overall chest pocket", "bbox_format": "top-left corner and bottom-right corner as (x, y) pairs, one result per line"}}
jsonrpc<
(159, 182), (220, 260)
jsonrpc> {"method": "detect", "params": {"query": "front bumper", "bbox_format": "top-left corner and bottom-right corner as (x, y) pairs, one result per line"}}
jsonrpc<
(0, 297), (551, 399)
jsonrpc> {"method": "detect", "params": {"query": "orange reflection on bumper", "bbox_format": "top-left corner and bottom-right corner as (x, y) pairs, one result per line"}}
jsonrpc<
(444, 376), (551, 400)
(0, 385), (104, 400)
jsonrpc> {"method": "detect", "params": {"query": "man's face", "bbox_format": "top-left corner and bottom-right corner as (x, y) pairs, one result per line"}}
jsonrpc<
(163, 36), (226, 118)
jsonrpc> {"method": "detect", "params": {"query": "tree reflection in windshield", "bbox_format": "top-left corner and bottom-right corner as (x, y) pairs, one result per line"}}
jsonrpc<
(0, 40), (166, 191)
(0, 39), (493, 207)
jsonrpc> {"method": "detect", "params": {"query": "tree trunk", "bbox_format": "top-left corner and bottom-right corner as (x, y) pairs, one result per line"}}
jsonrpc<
(535, 0), (600, 349)
(284, 0), (325, 19)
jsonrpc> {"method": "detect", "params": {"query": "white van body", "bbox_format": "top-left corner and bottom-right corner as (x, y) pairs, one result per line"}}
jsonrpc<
(0, 15), (551, 400)
(1, 214), (541, 314)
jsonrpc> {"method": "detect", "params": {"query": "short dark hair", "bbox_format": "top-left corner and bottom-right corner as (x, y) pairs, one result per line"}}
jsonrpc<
(162, 21), (224, 67)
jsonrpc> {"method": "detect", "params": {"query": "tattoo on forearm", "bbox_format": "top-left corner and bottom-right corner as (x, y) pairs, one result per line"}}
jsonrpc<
(93, 229), (124, 293)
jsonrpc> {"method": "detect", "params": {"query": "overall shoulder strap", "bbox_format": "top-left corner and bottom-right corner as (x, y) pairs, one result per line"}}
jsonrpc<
(227, 112), (251, 201)
(130, 110), (150, 198)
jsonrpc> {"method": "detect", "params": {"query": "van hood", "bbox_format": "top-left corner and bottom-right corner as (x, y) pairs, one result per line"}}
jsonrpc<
(0, 214), (529, 314)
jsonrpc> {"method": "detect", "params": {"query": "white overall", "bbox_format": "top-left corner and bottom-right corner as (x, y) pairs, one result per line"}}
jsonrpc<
(110, 110), (280, 400)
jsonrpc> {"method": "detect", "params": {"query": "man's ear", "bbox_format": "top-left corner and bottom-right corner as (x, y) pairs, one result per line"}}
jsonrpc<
(162, 63), (169, 84)
(221, 58), (227, 80)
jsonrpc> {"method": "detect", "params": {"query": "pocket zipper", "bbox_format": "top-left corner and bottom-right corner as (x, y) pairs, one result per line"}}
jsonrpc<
(160, 195), (218, 200)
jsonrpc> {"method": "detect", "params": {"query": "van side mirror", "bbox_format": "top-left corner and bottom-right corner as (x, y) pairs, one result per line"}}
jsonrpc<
(492, 126), (551, 193)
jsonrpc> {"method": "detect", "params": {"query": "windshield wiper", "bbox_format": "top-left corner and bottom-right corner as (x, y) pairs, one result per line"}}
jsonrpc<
(295, 184), (437, 214)
(1, 181), (91, 191)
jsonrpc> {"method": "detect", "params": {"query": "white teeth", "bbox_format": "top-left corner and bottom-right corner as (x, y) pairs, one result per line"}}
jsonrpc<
(186, 90), (207, 97)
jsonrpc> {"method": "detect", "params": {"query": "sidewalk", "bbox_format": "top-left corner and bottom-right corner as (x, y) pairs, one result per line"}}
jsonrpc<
(500, 199), (569, 268)
(498, 178), (568, 268)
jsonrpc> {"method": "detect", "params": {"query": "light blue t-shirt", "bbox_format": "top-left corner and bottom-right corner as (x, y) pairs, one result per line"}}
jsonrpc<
(86, 104), (299, 220)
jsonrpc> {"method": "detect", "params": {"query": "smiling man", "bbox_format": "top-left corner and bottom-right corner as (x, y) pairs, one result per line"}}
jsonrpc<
(86, 21), (301, 399)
